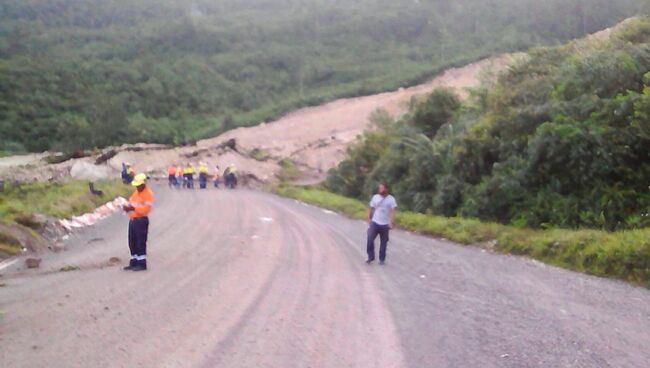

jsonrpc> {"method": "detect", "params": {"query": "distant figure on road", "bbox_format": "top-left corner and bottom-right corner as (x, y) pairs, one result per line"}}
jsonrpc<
(167, 165), (176, 188)
(366, 183), (397, 265)
(122, 173), (154, 272)
(184, 163), (195, 189)
(121, 162), (135, 184)
(213, 165), (221, 188)
(198, 162), (209, 189)
(224, 163), (238, 189)
(175, 165), (184, 188)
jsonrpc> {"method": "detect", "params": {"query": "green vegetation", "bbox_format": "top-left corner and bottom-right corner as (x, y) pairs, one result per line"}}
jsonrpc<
(0, 230), (22, 256)
(249, 148), (271, 162)
(0, 0), (647, 153)
(0, 179), (131, 222)
(274, 185), (650, 286)
(327, 17), (650, 231)
(59, 265), (81, 272)
(0, 179), (131, 256)
(276, 159), (301, 182)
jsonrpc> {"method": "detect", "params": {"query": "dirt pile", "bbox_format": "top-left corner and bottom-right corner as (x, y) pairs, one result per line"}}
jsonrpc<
(0, 220), (50, 257)
(198, 55), (511, 182)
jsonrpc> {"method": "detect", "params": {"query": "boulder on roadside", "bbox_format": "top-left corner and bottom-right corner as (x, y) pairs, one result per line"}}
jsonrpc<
(49, 242), (65, 253)
(70, 161), (115, 181)
(13, 214), (68, 245)
(0, 221), (50, 256)
(25, 258), (41, 269)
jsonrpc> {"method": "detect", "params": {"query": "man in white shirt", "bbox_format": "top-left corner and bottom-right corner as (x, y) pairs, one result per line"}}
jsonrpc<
(366, 183), (397, 265)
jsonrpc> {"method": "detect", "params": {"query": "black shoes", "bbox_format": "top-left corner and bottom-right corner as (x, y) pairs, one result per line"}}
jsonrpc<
(366, 259), (386, 265)
(124, 262), (146, 271)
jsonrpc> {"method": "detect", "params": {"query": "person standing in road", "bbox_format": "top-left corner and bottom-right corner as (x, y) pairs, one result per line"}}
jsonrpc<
(213, 165), (221, 188)
(167, 165), (176, 188)
(122, 162), (135, 184)
(127, 163), (135, 182)
(224, 163), (238, 188)
(123, 173), (154, 271)
(198, 162), (209, 189)
(175, 165), (184, 188)
(184, 163), (195, 189)
(366, 183), (397, 265)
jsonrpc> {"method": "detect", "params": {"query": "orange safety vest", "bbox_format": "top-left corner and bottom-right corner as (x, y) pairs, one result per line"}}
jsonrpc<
(128, 187), (154, 219)
(167, 166), (176, 175)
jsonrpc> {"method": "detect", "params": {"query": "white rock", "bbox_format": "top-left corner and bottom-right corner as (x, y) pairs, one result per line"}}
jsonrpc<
(70, 161), (115, 181)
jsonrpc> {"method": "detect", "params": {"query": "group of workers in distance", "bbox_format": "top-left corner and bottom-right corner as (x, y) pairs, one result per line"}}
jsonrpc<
(120, 161), (241, 272)
(166, 162), (238, 189)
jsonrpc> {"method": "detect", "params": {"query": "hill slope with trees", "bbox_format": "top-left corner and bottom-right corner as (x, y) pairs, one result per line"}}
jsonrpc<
(0, 0), (647, 153)
(326, 17), (650, 231)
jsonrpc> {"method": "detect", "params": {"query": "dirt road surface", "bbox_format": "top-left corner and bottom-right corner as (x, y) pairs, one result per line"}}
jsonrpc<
(2, 187), (649, 367)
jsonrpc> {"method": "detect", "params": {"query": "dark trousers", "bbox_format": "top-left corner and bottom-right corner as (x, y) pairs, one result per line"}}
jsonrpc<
(168, 174), (176, 187)
(184, 174), (194, 188)
(128, 217), (149, 267)
(199, 173), (207, 189)
(367, 221), (390, 262)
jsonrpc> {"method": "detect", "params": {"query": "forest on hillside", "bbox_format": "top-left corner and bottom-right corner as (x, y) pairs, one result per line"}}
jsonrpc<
(326, 17), (650, 231)
(0, 0), (647, 153)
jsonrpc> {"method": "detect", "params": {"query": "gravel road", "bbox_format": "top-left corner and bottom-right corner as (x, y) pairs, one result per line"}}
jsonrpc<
(1, 187), (649, 367)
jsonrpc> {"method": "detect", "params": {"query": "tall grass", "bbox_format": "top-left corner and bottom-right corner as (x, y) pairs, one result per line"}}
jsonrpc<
(0, 179), (132, 256)
(0, 179), (131, 221)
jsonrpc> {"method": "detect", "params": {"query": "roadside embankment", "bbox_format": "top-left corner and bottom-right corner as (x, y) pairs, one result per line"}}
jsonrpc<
(273, 185), (650, 287)
(0, 179), (131, 258)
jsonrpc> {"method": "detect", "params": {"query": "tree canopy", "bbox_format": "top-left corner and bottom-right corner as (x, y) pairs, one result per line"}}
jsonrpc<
(0, 0), (646, 153)
(327, 17), (650, 231)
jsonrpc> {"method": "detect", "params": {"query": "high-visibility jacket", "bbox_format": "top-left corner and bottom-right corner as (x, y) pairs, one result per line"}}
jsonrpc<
(199, 164), (209, 174)
(167, 166), (176, 175)
(128, 186), (154, 219)
(185, 166), (195, 175)
(176, 167), (184, 176)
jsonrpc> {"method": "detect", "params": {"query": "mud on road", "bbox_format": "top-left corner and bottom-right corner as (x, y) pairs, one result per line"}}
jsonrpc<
(1, 187), (649, 367)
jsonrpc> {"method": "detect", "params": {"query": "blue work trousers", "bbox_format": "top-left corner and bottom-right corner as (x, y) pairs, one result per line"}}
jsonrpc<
(128, 217), (149, 267)
(367, 221), (390, 262)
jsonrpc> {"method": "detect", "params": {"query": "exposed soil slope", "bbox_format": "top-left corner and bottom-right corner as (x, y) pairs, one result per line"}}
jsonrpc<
(0, 56), (510, 184)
